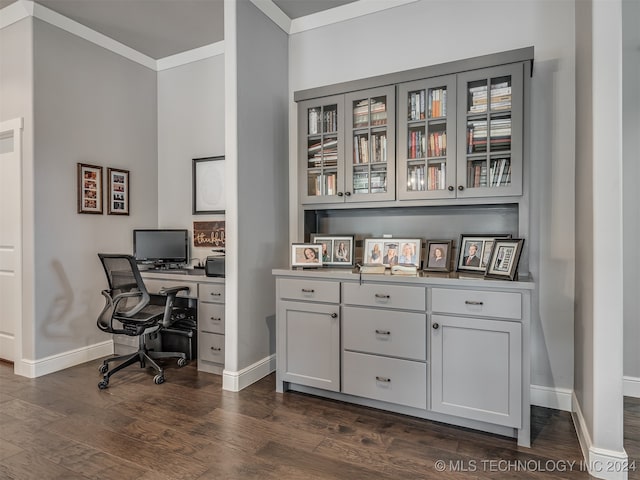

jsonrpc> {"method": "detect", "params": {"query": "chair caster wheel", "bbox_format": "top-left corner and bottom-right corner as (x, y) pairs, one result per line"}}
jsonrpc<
(99, 364), (108, 374)
(98, 379), (109, 389)
(177, 358), (187, 367)
(154, 375), (165, 385)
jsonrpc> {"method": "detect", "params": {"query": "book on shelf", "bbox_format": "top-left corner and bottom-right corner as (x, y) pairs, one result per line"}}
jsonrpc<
(391, 264), (418, 275)
(360, 264), (386, 274)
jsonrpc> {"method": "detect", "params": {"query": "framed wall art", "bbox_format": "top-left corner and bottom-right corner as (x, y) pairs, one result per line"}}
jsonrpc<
(193, 156), (225, 214)
(107, 167), (129, 215)
(363, 238), (422, 268)
(485, 238), (525, 281)
(291, 243), (322, 268)
(310, 234), (354, 267)
(424, 240), (452, 272)
(77, 163), (103, 214)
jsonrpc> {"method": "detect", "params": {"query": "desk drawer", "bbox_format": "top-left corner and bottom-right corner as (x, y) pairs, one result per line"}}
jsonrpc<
(143, 279), (195, 298)
(199, 332), (224, 364)
(199, 283), (225, 303)
(343, 283), (425, 311)
(431, 288), (521, 319)
(342, 351), (426, 409)
(343, 306), (426, 361)
(279, 278), (339, 304)
(199, 302), (225, 334)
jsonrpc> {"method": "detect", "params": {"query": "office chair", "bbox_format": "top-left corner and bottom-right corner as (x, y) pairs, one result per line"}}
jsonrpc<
(96, 253), (190, 389)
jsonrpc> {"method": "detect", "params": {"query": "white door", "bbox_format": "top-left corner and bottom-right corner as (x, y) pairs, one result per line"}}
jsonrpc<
(0, 118), (23, 362)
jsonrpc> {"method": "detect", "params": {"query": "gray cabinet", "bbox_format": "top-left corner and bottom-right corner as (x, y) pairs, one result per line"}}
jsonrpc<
(198, 282), (225, 374)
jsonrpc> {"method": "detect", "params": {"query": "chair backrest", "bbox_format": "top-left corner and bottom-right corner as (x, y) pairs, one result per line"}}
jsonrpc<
(98, 254), (150, 318)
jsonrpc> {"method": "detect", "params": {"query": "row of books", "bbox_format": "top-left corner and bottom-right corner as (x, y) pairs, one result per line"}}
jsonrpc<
(308, 172), (338, 196)
(407, 87), (448, 121)
(352, 171), (387, 194)
(353, 99), (387, 128)
(407, 130), (448, 159)
(407, 163), (446, 191)
(466, 158), (512, 188)
(466, 119), (511, 153)
(468, 82), (512, 113)
(354, 133), (387, 164)
(308, 107), (338, 135)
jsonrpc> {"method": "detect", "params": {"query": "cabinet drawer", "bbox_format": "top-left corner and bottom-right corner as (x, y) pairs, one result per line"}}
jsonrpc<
(199, 283), (225, 303)
(279, 278), (339, 304)
(343, 307), (426, 361)
(431, 288), (521, 319)
(343, 283), (425, 311)
(143, 279), (195, 298)
(342, 351), (426, 409)
(199, 332), (224, 364)
(199, 302), (225, 334)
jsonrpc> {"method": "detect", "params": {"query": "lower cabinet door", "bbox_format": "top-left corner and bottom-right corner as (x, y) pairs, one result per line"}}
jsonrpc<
(342, 351), (427, 409)
(278, 300), (340, 392)
(430, 314), (522, 427)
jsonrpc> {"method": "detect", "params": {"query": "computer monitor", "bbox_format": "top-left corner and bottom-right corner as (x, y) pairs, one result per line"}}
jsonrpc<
(133, 229), (189, 268)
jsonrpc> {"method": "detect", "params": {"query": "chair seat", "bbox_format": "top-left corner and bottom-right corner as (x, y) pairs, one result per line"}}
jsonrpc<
(114, 304), (166, 335)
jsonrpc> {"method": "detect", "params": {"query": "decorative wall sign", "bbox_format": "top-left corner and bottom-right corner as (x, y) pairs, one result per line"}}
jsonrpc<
(77, 163), (103, 214)
(193, 221), (225, 248)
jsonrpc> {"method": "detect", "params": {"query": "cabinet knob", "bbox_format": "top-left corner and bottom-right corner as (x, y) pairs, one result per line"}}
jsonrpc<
(337, 192), (344, 197)
(432, 322), (440, 330)
(458, 185), (464, 191)
(345, 191), (351, 196)
(448, 186), (454, 191)
(330, 312), (338, 318)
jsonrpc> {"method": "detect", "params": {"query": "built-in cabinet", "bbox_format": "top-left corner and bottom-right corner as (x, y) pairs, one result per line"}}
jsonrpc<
(273, 269), (533, 447)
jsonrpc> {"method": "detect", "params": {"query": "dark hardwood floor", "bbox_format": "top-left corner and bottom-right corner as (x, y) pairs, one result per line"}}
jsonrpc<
(0, 358), (637, 479)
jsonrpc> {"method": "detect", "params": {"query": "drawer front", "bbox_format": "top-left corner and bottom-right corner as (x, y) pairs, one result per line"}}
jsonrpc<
(342, 351), (426, 409)
(279, 278), (339, 304)
(199, 332), (225, 364)
(343, 283), (425, 311)
(343, 306), (426, 361)
(431, 288), (521, 319)
(199, 302), (225, 334)
(199, 283), (225, 303)
(143, 279), (196, 298)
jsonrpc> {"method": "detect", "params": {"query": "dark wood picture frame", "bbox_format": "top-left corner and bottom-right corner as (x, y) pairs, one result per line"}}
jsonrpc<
(424, 239), (452, 272)
(484, 238), (525, 281)
(107, 167), (129, 215)
(77, 163), (103, 214)
(193, 156), (225, 214)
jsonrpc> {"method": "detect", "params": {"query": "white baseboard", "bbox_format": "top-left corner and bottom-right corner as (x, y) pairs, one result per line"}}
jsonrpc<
(623, 376), (640, 398)
(14, 340), (113, 378)
(530, 384), (573, 411)
(222, 354), (276, 392)
(572, 392), (629, 480)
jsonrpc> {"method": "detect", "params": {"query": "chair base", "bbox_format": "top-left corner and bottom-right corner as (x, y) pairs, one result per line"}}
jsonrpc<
(98, 338), (187, 389)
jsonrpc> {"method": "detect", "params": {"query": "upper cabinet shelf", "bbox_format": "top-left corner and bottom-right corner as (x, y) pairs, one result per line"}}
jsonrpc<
(296, 50), (530, 207)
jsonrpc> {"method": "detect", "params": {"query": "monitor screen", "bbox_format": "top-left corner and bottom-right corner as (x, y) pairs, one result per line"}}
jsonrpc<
(133, 229), (189, 267)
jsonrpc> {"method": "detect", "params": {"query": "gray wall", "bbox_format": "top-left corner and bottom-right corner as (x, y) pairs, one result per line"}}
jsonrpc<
(623, 0), (640, 381)
(234, 0), (289, 368)
(32, 19), (158, 358)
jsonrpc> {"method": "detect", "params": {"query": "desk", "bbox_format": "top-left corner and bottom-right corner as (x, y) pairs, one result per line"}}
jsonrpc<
(131, 269), (225, 375)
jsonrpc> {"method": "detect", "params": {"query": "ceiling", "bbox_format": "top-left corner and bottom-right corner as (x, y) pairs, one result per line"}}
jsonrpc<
(0, 0), (358, 59)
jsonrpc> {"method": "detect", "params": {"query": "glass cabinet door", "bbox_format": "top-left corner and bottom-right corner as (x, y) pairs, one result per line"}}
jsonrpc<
(299, 95), (345, 204)
(398, 76), (456, 200)
(456, 64), (523, 198)
(344, 86), (395, 202)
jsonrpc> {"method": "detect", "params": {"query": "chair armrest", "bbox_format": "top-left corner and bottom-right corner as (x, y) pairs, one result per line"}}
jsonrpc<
(158, 285), (190, 296)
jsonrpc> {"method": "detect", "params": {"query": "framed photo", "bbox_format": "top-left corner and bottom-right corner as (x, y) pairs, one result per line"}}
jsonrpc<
(310, 234), (354, 267)
(193, 156), (225, 214)
(107, 168), (129, 215)
(77, 163), (103, 214)
(424, 240), (452, 272)
(291, 243), (322, 268)
(363, 238), (422, 268)
(456, 234), (512, 273)
(485, 238), (525, 281)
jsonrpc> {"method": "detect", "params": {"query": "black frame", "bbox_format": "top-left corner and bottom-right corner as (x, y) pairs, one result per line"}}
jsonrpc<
(424, 239), (452, 272)
(456, 234), (512, 273)
(193, 156), (225, 214)
(485, 238), (525, 281)
(310, 234), (355, 267)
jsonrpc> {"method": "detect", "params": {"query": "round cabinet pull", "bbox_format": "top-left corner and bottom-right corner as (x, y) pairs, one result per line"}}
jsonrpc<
(448, 185), (454, 191)
(330, 313), (338, 318)
(337, 192), (344, 197)
(345, 191), (351, 196)
(375, 376), (391, 383)
(374, 294), (390, 299)
(458, 185), (464, 191)
(432, 322), (440, 330)
(464, 300), (484, 306)
(301, 288), (315, 293)
(375, 329), (391, 335)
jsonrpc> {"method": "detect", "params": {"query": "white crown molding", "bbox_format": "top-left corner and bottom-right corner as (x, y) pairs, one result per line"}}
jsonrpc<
(289, 0), (419, 35)
(157, 41), (225, 71)
(249, 0), (291, 34)
(0, 0), (33, 30)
